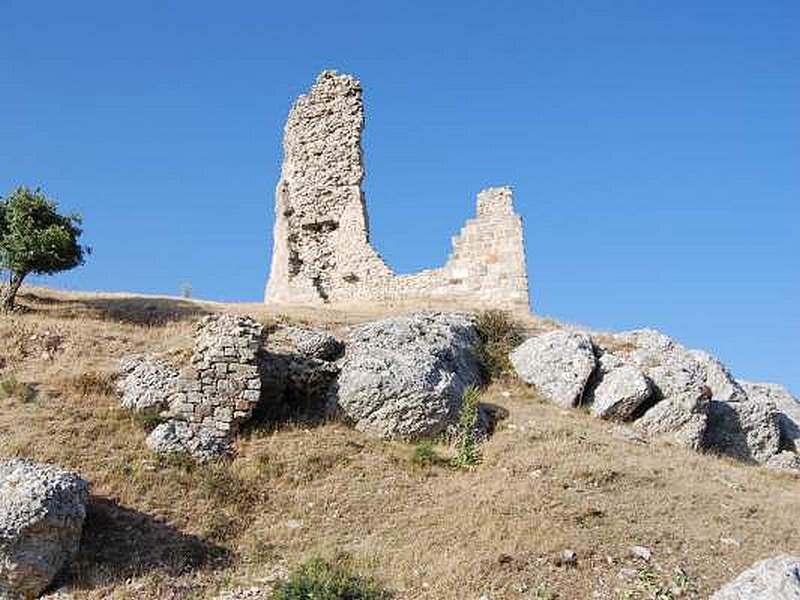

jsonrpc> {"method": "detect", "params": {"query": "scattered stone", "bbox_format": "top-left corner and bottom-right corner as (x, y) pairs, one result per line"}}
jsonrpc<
(146, 420), (231, 461)
(635, 390), (709, 450)
(558, 549), (578, 567)
(705, 400), (781, 464)
(590, 365), (652, 421)
(766, 451), (800, 475)
(286, 519), (302, 530)
(0, 459), (89, 600)
(510, 330), (596, 408)
(690, 350), (747, 402)
(720, 537), (741, 548)
(711, 555), (800, 599)
(116, 354), (178, 411)
(215, 587), (270, 600)
(740, 381), (800, 450)
(630, 546), (652, 562)
(329, 312), (482, 439)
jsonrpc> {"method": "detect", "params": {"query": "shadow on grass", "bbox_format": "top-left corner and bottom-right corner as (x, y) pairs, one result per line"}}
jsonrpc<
(67, 496), (230, 590)
(17, 290), (212, 326)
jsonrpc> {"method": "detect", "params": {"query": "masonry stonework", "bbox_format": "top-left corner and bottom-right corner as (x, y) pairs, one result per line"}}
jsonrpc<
(265, 70), (530, 312)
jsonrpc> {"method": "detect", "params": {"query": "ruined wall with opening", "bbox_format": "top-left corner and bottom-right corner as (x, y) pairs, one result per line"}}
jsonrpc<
(265, 71), (530, 312)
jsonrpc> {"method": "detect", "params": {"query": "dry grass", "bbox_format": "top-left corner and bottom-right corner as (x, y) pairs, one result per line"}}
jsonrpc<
(1, 286), (798, 599)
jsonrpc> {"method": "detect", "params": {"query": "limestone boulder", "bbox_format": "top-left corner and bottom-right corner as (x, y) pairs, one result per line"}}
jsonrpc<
(711, 555), (800, 599)
(705, 400), (781, 464)
(612, 329), (706, 400)
(766, 451), (800, 475)
(116, 354), (178, 412)
(510, 330), (596, 408)
(283, 326), (343, 361)
(590, 365), (652, 421)
(689, 350), (748, 402)
(0, 460), (90, 600)
(740, 381), (800, 451)
(329, 312), (482, 439)
(146, 420), (231, 461)
(635, 390), (709, 450)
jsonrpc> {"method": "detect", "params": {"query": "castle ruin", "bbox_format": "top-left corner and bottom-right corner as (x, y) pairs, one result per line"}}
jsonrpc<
(265, 70), (530, 311)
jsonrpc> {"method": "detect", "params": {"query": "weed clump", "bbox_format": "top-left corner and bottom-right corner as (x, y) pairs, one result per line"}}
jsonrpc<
(474, 310), (523, 381)
(453, 385), (481, 468)
(0, 375), (37, 402)
(271, 556), (391, 600)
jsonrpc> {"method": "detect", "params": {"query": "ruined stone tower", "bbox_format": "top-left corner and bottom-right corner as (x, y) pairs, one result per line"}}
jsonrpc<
(265, 70), (530, 311)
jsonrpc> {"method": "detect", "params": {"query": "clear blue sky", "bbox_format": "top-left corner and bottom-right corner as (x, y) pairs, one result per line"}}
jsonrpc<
(1, 2), (798, 393)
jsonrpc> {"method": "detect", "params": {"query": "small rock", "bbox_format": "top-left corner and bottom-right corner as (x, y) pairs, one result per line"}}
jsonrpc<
(766, 451), (800, 474)
(630, 546), (652, 561)
(559, 549), (578, 567)
(286, 519), (302, 530)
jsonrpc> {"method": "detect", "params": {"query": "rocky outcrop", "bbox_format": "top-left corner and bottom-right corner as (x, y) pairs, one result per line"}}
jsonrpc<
(329, 312), (482, 439)
(740, 381), (800, 451)
(116, 354), (178, 411)
(635, 390), (710, 450)
(705, 400), (782, 464)
(144, 314), (263, 460)
(612, 329), (707, 401)
(590, 364), (652, 421)
(0, 460), (89, 600)
(690, 350), (748, 402)
(510, 331), (596, 408)
(711, 555), (800, 599)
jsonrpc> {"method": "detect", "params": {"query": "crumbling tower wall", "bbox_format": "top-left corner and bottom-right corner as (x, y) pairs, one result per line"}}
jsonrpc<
(265, 71), (530, 312)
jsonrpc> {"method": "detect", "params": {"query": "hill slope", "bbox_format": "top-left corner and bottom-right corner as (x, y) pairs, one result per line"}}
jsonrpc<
(1, 287), (798, 599)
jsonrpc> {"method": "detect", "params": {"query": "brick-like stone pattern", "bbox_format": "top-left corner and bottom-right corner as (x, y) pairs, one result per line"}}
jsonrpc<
(145, 314), (263, 458)
(169, 314), (263, 436)
(265, 71), (530, 312)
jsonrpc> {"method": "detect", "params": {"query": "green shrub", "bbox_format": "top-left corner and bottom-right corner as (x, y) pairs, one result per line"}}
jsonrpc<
(452, 385), (481, 468)
(271, 556), (391, 600)
(412, 441), (443, 467)
(474, 310), (523, 381)
(133, 406), (165, 432)
(0, 376), (36, 402)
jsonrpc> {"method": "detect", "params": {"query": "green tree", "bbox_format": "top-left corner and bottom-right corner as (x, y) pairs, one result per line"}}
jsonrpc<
(0, 187), (88, 311)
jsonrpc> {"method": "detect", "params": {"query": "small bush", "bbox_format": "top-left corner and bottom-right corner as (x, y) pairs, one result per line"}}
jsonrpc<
(271, 556), (391, 600)
(412, 441), (443, 467)
(0, 376), (37, 402)
(133, 406), (166, 432)
(474, 310), (524, 381)
(452, 385), (481, 468)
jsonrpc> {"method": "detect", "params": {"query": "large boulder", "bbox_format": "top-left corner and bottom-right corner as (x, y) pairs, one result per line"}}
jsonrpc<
(740, 381), (800, 451)
(705, 400), (781, 464)
(510, 330), (596, 408)
(612, 329), (706, 401)
(0, 460), (90, 599)
(590, 364), (652, 421)
(689, 350), (748, 402)
(711, 555), (800, 599)
(635, 390), (710, 450)
(329, 312), (482, 439)
(116, 354), (178, 412)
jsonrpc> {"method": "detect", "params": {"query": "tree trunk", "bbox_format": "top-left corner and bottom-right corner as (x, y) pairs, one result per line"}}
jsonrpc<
(1, 272), (25, 312)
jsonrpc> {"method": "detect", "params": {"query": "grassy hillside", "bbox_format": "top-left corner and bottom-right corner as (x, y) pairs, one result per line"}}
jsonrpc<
(1, 287), (798, 599)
